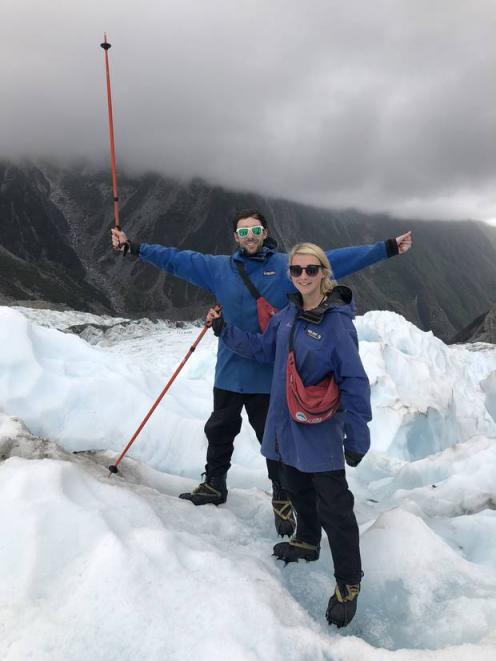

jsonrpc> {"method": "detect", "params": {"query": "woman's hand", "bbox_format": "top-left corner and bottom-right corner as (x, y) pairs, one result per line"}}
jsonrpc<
(206, 306), (224, 336)
(206, 306), (222, 325)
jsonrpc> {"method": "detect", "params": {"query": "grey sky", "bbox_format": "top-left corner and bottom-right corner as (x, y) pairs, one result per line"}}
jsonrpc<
(1, 0), (495, 220)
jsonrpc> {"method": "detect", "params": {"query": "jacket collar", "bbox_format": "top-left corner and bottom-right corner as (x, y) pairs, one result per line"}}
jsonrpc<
(233, 246), (274, 263)
(232, 237), (278, 263)
(288, 285), (353, 324)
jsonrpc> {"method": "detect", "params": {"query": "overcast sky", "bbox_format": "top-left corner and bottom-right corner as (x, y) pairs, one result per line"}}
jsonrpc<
(1, 0), (495, 221)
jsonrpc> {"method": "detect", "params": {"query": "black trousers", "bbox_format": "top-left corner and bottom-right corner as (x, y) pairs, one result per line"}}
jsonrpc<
(204, 387), (280, 484)
(280, 463), (362, 585)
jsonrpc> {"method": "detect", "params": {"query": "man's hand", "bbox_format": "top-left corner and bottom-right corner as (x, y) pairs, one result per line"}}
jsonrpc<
(111, 227), (129, 252)
(395, 231), (412, 255)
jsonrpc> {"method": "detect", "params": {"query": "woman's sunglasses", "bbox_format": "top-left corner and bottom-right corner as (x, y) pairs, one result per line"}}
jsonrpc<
(235, 226), (265, 238)
(289, 264), (323, 277)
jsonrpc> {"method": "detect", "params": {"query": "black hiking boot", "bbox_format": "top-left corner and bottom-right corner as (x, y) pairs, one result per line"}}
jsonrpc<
(179, 474), (227, 506)
(326, 581), (361, 628)
(272, 538), (320, 565)
(272, 483), (296, 537)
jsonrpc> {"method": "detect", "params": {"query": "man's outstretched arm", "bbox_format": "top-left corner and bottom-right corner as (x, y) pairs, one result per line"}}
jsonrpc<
(327, 231), (412, 280)
(111, 228), (217, 294)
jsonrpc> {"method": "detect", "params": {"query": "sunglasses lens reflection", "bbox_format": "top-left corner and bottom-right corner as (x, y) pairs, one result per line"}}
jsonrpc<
(236, 226), (264, 238)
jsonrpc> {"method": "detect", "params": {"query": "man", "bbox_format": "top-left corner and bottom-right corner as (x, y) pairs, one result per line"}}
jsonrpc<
(111, 209), (412, 536)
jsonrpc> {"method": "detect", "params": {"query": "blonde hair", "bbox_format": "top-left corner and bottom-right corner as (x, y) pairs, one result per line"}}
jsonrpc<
(288, 243), (336, 295)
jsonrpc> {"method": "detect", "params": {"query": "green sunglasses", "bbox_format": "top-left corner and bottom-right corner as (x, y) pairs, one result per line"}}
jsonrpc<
(235, 226), (265, 238)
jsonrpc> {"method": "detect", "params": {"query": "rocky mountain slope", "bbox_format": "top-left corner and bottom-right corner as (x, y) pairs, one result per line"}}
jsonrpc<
(1, 160), (495, 341)
(450, 304), (496, 344)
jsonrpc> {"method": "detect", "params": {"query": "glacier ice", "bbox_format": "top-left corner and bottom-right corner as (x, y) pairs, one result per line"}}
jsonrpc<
(1, 305), (496, 660)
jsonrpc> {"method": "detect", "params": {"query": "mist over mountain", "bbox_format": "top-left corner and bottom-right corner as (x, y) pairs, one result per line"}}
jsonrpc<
(1, 159), (495, 342)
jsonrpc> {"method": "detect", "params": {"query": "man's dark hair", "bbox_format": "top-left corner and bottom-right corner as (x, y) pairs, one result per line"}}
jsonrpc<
(232, 209), (268, 231)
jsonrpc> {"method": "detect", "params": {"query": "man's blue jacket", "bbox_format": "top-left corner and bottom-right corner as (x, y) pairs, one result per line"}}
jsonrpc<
(218, 287), (371, 472)
(137, 239), (395, 394)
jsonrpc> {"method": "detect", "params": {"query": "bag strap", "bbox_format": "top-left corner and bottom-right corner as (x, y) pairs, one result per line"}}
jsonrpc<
(234, 260), (261, 300)
(288, 311), (298, 353)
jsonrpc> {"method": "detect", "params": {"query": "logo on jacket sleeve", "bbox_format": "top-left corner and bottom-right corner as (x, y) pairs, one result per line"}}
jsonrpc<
(263, 271), (276, 276)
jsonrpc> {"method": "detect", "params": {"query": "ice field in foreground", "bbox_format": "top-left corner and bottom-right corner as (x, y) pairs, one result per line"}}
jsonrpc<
(1, 305), (496, 661)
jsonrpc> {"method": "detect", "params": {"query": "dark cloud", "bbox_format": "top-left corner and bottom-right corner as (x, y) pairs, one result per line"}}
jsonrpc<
(1, 0), (495, 220)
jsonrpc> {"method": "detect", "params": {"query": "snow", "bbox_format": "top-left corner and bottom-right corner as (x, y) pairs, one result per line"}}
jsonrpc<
(1, 304), (496, 660)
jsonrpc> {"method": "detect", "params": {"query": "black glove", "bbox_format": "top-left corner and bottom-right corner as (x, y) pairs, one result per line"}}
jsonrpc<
(128, 241), (141, 257)
(211, 315), (225, 337)
(385, 237), (399, 257)
(345, 450), (364, 467)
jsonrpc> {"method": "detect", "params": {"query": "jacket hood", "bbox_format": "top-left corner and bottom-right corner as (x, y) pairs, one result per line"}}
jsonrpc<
(263, 236), (278, 250)
(288, 285), (355, 324)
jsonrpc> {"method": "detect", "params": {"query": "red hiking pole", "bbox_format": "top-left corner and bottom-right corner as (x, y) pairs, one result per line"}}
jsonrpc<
(100, 34), (127, 251)
(108, 307), (221, 477)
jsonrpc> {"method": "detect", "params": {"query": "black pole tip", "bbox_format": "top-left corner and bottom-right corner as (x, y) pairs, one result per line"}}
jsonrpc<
(108, 464), (119, 474)
(100, 41), (111, 50)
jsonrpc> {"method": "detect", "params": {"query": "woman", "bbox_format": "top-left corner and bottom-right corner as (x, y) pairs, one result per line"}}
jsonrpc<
(206, 242), (371, 628)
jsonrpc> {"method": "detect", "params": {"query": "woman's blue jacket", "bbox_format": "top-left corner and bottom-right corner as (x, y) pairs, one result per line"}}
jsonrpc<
(219, 287), (371, 472)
